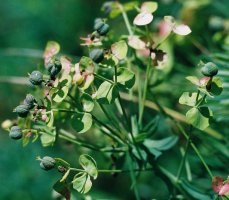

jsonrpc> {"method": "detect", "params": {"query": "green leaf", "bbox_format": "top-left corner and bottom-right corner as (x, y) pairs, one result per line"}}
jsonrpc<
(186, 76), (200, 86)
(111, 40), (128, 60)
(179, 92), (201, 107)
(79, 154), (98, 179)
(209, 77), (223, 96)
(40, 129), (56, 147)
(181, 180), (211, 200)
(186, 107), (211, 130)
(44, 41), (60, 63)
(79, 56), (94, 73)
(144, 136), (178, 151)
(80, 93), (94, 112)
(123, 2), (139, 12)
(53, 180), (71, 200)
(54, 158), (70, 169)
(116, 67), (135, 89)
(141, 2), (158, 13)
(96, 81), (118, 104)
(71, 113), (92, 133)
(52, 75), (72, 103)
(60, 169), (70, 182)
(47, 110), (54, 127)
(72, 172), (92, 194)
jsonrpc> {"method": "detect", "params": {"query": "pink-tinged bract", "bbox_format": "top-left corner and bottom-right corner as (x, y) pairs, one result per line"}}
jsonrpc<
(173, 24), (191, 36)
(133, 12), (153, 26)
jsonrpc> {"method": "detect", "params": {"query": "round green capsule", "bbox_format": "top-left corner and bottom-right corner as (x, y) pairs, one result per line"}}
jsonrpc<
(40, 156), (56, 171)
(14, 104), (30, 118)
(47, 60), (62, 77)
(89, 49), (104, 63)
(24, 94), (36, 109)
(201, 62), (218, 77)
(97, 23), (110, 36)
(9, 126), (22, 140)
(29, 71), (43, 85)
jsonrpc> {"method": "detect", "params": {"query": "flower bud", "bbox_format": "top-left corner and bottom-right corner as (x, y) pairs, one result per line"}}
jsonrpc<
(9, 126), (22, 140)
(40, 156), (56, 171)
(201, 62), (218, 77)
(1, 119), (13, 130)
(94, 18), (104, 31)
(14, 104), (30, 118)
(29, 71), (43, 85)
(89, 49), (104, 63)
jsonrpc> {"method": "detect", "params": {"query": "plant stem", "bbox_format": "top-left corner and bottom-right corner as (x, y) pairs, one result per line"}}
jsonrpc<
(175, 122), (213, 178)
(118, 3), (133, 36)
(175, 126), (192, 182)
(94, 73), (114, 84)
(138, 58), (151, 127)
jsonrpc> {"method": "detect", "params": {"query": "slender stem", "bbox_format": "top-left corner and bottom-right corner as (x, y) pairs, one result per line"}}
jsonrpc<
(70, 167), (153, 173)
(138, 58), (151, 126)
(175, 122), (213, 178)
(114, 65), (118, 83)
(118, 3), (133, 36)
(92, 114), (126, 145)
(175, 127), (191, 182)
(94, 73), (114, 84)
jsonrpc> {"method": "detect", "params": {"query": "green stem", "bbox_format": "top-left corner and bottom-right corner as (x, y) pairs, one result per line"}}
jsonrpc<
(119, 3), (133, 36)
(175, 127), (191, 182)
(175, 122), (213, 178)
(94, 73), (114, 84)
(138, 58), (151, 126)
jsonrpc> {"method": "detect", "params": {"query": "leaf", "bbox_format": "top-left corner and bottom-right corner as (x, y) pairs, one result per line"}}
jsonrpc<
(80, 74), (94, 91)
(40, 129), (56, 147)
(96, 81), (118, 104)
(133, 12), (153, 26)
(71, 113), (92, 133)
(173, 24), (191, 36)
(186, 76), (200, 86)
(79, 154), (98, 179)
(80, 93), (94, 112)
(186, 107), (211, 130)
(144, 136), (178, 151)
(47, 110), (54, 127)
(60, 169), (70, 182)
(123, 2), (139, 12)
(54, 158), (71, 169)
(44, 41), (60, 64)
(52, 75), (72, 103)
(79, 56), (94, 74)
(181, 180), (211, 200)
(141, 2), (158, 13)
(179, 92), (201, 107)
(111, 40), (128, 60)
(208, 77), (223, 96)
(72, 172), (92, 194)
(116, 67), (135, 89)
(53, 180), (71, 200)
(128, 36), (146, 50)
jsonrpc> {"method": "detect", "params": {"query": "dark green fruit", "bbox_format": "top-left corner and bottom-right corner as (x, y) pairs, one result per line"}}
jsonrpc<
(94, 19), (104, 31)
(89, 49), (104, 63)
(9, 126), (22, 140)
(24, 94), (36, 109)
(201, 62), (218, 77)
(47, 60), (62, 77)
(14, 104), (30, 118)
(40, 156), (56, 171)
(97, 23), (110, 36)
(29, 71), (43, 85)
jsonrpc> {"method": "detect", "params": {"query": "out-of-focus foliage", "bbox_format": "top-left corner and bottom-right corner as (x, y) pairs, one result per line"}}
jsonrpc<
(0, 0), (228, 199)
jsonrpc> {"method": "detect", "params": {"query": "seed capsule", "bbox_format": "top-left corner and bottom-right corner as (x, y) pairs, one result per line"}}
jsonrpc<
(94, 19), (104, 31)
(201, 62), (218, 77)
(29, 71), (43, 85)
(40, 156), (56, 171)
(97, 23), (110, 36)
(14, 104), (30, 118)
(24, 94), (36, 109)
(47, 60), (62, 77)
(9, 126), (22, 140)
(89, 49), (104, 63)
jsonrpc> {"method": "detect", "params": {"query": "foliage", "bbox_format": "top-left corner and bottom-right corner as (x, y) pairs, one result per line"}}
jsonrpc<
(1, 0), (229, 199)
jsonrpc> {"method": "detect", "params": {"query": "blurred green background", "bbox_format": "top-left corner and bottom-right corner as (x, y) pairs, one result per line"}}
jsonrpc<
(0, 0), (228, 199)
